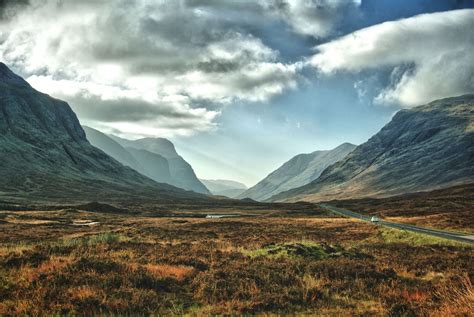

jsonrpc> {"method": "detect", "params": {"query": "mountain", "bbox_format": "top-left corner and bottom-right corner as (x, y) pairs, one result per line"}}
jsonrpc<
(125, 147), (173, 185)
(113, 137), (177, 159)
(200, 179), (247, 198)
(83, 126), (143, 172)
(239, 143), (356, 201)
(84, 126), (173, 185)
(0, 62), (206, 204)
(110, 135), (210, 194)
(270, 95), (474, 202)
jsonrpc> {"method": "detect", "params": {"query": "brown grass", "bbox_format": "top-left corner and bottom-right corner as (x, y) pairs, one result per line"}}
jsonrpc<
(0, 204), (472, 316)
(431, 274), (474, 317)
(143, 264), (195, 281)
(330, 183), (474, 233)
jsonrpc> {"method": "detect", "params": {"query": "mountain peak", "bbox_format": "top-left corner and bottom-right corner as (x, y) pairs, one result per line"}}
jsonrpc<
(104, 132), (210, 194)
(0, 62), (30, 87)
(336, 142), (357, 149)
(419, 94), (474, 114)
(270, 95), (474, 202)
(135, 138), (178, 158)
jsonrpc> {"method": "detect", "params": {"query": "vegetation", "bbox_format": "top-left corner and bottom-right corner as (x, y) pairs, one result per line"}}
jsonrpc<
(0, 206), (472, 316)
(330, 183), (474, 233)
(378, 228), (471, 247)
(242, 240), (359, 260)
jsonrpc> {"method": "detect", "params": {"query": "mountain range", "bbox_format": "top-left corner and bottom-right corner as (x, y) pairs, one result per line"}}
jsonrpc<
(0, 63), (208, 204)
(84, 127), (210, 194)
(200, 179), (248, 198)
(1, 61), (472, 206)
(270, 95), (474, 202)
(239, 143), (356, 201)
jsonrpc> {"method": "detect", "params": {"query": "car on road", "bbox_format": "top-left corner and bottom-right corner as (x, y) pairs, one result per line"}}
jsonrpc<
(371, 216), (380, 223)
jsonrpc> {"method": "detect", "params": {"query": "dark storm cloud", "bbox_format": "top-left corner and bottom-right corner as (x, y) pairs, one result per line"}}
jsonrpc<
(85, 1), (279, 77)
(68, 95), (200, 123)
(0, 0), (29, 20)
(196, 59), (242, 74)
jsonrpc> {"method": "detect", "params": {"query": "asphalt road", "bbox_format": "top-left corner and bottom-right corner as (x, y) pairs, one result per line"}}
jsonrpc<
(320, 204), (474, 244)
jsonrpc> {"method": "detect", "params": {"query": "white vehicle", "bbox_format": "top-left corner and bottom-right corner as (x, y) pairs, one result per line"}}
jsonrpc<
(371, 216), (380, 223)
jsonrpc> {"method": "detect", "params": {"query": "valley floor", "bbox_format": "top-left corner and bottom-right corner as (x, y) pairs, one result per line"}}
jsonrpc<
(0, 203), (472, 316)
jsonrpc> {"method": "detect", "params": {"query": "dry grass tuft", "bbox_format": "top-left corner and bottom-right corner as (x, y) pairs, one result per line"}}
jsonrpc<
(432, 274), (474, 316)
(144, 264), (195, 281)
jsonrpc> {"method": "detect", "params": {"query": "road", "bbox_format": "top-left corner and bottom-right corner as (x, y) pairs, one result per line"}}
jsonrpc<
(320, 204), (474, 244)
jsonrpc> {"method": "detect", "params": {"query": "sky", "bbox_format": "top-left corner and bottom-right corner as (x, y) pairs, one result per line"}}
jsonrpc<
(1, 0), (473, 186)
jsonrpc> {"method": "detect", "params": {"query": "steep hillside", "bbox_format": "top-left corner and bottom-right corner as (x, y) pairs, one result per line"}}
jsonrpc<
(240, 143), (355, 201)
(112, 135), (210, 194)
(125, 147), (172, 185)
(271, 95), (474, 202)
(0, 62), (206, 204)
(200, 179), (247, 198)
(83, 126), (143, 172)
(84, 126), (172, 185)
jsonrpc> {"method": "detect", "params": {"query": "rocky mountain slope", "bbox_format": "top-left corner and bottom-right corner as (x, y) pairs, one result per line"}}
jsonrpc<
(82, 126), (143, 172)
(0, 62), (207, 204)
(125, 147), (173, 185)
(84, 127), (173, 186)
(239, 143), (356, 201)
(200, 179), (247, 198)
(110, 135), (210, 194)
(270, 95), (474, 202)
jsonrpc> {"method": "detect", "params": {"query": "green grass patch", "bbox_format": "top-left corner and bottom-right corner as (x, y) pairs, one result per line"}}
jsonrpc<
(379, 228), (471, 247)
(242, 241), (354, 259)
(59, 232), (121, 247)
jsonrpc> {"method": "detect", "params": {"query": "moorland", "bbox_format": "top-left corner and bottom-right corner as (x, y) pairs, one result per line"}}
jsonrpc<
(0, 189), (472, 316)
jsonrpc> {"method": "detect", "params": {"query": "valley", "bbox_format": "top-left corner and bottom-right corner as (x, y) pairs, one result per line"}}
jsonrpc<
(0, 7), (473, 314)
(0, 195), (472, 316)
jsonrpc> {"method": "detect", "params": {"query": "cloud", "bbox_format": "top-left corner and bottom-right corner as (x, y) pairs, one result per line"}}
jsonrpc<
(26, 74), (219, 138)
(0, 0), (29, 20)
(308, 9), (474, 107)
(0, 0), (361, 138)
(262, 0), (361, 37)
(0, 0), (303, 137)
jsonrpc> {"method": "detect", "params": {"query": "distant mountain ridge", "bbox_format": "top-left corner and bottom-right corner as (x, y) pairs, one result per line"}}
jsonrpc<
(0, 62), (206, 204)
(239, 143), (356, 201)
(271, 95), (474, 202)
(84, 129), (210, 194)
(200, 179), (247, 198)
(82, 126), (143, 172)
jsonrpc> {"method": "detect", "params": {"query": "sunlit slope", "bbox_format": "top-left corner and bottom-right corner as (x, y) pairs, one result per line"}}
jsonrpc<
(271, 95), (474, 202)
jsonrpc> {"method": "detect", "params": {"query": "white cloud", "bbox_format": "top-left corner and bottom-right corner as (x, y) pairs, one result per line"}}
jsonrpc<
(262, 0), (361, 37)
(309, 9), (474, 107)
(0, 0), (300, 137)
